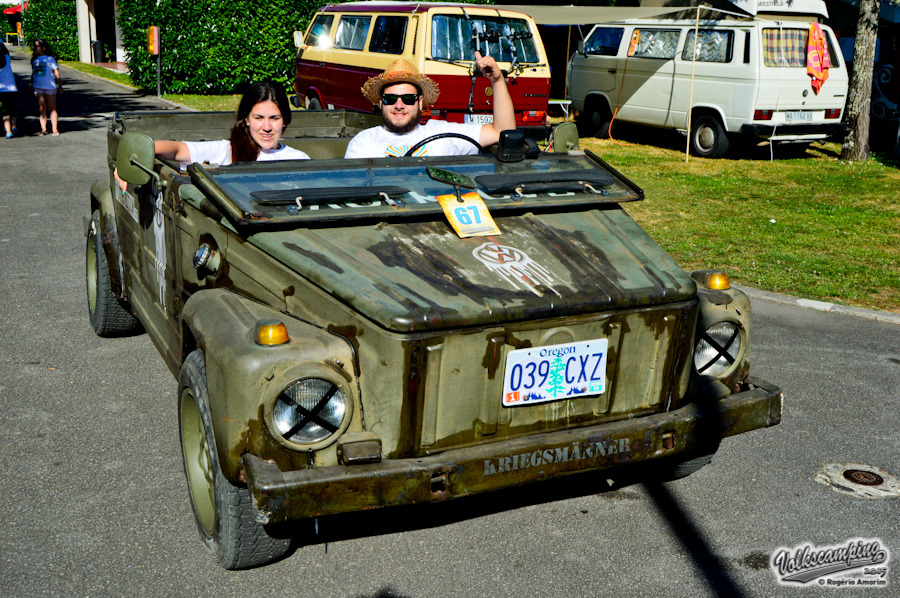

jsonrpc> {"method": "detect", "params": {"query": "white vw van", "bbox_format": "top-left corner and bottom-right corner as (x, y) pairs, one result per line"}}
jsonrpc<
(566, 15), (848, 157)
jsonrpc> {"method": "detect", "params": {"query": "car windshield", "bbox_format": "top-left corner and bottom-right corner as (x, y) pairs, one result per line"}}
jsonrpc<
(187, 152), (641, 228)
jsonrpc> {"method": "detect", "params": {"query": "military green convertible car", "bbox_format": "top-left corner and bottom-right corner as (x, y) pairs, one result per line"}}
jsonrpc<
(86, 110), (782, 569)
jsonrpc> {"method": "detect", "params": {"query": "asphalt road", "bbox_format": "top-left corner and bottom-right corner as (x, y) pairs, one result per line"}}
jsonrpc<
(1, 52), (898, 598)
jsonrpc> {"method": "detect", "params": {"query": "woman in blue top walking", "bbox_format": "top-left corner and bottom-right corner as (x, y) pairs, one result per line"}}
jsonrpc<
(0, 41), (18, 138)
(31, 39), (62, 136)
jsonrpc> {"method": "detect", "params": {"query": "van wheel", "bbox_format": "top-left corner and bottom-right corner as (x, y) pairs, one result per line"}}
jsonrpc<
(577, 107), (612, 139)
(690, 115), (729, 158)
(179, 349), (291, 569)
(306, 96), (322, 111)
(86, 210), (139, 337)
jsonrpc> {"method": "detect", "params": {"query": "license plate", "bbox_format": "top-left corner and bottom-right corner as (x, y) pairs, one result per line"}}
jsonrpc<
(502, 339), (608, 407)
(466, 114), (493, 125)
(786, 111), (812, 121)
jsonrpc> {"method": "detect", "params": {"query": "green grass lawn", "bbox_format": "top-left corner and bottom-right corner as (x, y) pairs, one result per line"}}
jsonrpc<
(61, 60), (899, 313)
(581, 130), (899, 313)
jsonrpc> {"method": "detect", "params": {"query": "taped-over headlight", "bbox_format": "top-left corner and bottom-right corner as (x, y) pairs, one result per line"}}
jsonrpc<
(694, 322), (742, 377)
(273, 378), (347, 444)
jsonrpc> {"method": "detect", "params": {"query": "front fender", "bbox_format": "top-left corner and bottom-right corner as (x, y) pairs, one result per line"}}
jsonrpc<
(181, 288), (359, 482)
(89, 178), (126, 299)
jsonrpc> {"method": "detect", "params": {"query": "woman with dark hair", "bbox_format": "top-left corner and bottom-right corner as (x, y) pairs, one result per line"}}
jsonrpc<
(31, 38), (62, 136)
(153, 80), (309, 165)
(1, 41), (18, 138)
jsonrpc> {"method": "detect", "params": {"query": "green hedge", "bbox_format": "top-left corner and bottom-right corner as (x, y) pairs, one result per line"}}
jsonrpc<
(21, 0), (78, 60)
(117, 0), (326, 94)
(117, 0), (495, 95)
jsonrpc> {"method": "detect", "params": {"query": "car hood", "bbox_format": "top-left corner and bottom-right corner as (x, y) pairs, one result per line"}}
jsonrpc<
(250, 207), (696, 332)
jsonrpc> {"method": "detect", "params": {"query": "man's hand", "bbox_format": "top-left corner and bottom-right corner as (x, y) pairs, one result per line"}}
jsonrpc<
(475, 51), (503, 83)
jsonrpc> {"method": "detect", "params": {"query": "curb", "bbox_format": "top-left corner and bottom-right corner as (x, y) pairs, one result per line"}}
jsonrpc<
(735, 285), (900, 326)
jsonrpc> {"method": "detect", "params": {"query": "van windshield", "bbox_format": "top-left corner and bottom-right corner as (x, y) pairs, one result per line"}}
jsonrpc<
(431, 15), (539, 63)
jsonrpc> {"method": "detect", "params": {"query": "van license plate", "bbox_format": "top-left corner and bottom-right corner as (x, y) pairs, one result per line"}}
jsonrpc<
(786, 111), (812, 121)
(466, 114), (493, 124)
(502, 339), (608, 407)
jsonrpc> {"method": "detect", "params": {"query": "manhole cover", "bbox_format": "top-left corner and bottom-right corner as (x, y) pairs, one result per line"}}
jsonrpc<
(815, 463), (900, 499)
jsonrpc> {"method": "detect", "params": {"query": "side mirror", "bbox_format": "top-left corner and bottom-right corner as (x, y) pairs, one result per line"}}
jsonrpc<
(577, 40), (586, 55)
(552, 122), (579, 152)
(293, 31), (304, 48)
(116, 132), (156, 187)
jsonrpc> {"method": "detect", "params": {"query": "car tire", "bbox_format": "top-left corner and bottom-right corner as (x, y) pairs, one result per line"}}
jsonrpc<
(577, 106), (612, 139)
(178, 349), (291, 569)
(86, 210), (139, 336)
(690, 114), (729, 158)
(306, 96), (322, 111)
(657, 445), (719, 482)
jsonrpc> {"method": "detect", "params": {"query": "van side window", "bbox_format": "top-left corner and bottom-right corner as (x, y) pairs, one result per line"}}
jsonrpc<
(335, 15), (371, 51)
(682, 30), (733, 62)
(584, 27), (624, 56)
(370, 16), (408, 55)
(431, 15), (540, 63)
(630, 29), (680, 59)
(762, 28), (808, 67)
(306, 15), (334, 49)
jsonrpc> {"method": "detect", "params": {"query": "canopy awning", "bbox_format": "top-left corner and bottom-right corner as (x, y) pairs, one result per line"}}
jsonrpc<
(497, 6), (687, 26)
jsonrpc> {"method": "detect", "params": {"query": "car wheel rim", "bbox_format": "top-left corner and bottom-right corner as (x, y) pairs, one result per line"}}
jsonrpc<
(181, 390), (216, 536)
(697, 126), (715, 151)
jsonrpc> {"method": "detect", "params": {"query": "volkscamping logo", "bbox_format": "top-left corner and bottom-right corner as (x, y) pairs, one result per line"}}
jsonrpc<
(770, 538), (890, 587)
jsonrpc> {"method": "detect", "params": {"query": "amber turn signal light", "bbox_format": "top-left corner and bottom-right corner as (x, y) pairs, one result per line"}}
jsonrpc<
(256, 320), (290, 346)
(707, 272), (731, 290)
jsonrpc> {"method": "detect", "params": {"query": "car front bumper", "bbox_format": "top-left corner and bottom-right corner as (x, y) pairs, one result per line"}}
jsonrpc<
(244, 377), (782, 524)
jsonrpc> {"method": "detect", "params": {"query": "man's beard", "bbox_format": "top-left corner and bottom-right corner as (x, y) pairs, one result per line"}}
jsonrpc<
(383, 106), (421, 134)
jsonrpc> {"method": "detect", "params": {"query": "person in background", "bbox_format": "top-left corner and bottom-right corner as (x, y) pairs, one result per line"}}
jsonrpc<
(344, 51), (515, 158)
(0, 41), (19, 139)
(31, 38), (62, 136)
(115, 81), (308, 190)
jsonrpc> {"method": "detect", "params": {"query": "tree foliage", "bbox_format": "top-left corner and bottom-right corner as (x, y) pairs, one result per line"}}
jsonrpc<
(117, 0), (327, 94)
(21, 0), (78, 60)
(117, 0), (496, 94)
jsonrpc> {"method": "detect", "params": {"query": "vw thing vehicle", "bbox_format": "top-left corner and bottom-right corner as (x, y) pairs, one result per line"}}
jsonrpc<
(87, 110), (782, 569)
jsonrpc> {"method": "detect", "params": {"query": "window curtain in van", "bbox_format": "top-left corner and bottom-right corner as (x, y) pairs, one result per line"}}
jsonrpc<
(682, 30), (731, 63)
(762, 28), (808, 67)
(806, 23), (831, 94)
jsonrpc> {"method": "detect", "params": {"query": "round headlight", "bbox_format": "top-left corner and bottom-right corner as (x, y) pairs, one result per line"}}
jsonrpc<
(273, 378), (347, 444)
(694, 321), (742, 377)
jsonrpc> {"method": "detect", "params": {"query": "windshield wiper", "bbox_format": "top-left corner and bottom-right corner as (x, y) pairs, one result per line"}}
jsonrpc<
(251, 185), (410, 209)
(475, 171), (613, 196)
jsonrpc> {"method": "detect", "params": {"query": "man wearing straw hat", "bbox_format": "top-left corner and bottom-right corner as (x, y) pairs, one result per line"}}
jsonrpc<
(345, 51), (515, 158)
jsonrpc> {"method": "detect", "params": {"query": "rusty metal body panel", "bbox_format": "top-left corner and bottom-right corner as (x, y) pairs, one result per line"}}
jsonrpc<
(90, 110), (782, 565)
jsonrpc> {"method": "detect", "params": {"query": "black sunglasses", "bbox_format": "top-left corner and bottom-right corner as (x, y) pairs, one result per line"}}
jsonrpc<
(382, 93), (419, 106)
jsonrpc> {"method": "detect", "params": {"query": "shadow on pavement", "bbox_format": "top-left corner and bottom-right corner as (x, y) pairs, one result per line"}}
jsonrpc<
(4, 49), (180, 137)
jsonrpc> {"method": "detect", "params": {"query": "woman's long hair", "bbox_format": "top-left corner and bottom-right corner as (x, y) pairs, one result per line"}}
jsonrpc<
(31, 39), (53, 61)
(229, 80), (293, 163)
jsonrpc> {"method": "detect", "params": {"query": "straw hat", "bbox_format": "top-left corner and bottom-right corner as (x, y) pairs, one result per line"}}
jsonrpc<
(361, 59), (440, 107)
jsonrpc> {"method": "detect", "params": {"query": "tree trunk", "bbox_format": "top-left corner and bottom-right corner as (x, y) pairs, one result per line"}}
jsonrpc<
(840, 0), (880, 161)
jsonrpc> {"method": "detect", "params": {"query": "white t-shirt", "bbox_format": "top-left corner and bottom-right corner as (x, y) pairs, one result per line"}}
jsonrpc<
(1, 55), (17, 92)
(31, 55), (59, 90)
(344, 120), (483, 159)
(182, 139), (310, 167)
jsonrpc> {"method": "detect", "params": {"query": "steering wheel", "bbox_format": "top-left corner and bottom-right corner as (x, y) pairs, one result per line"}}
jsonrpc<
(404, 133), (484, 157)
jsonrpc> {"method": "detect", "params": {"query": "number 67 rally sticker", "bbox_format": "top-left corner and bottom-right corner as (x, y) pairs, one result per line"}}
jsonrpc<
(437, 192), (501, 238)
